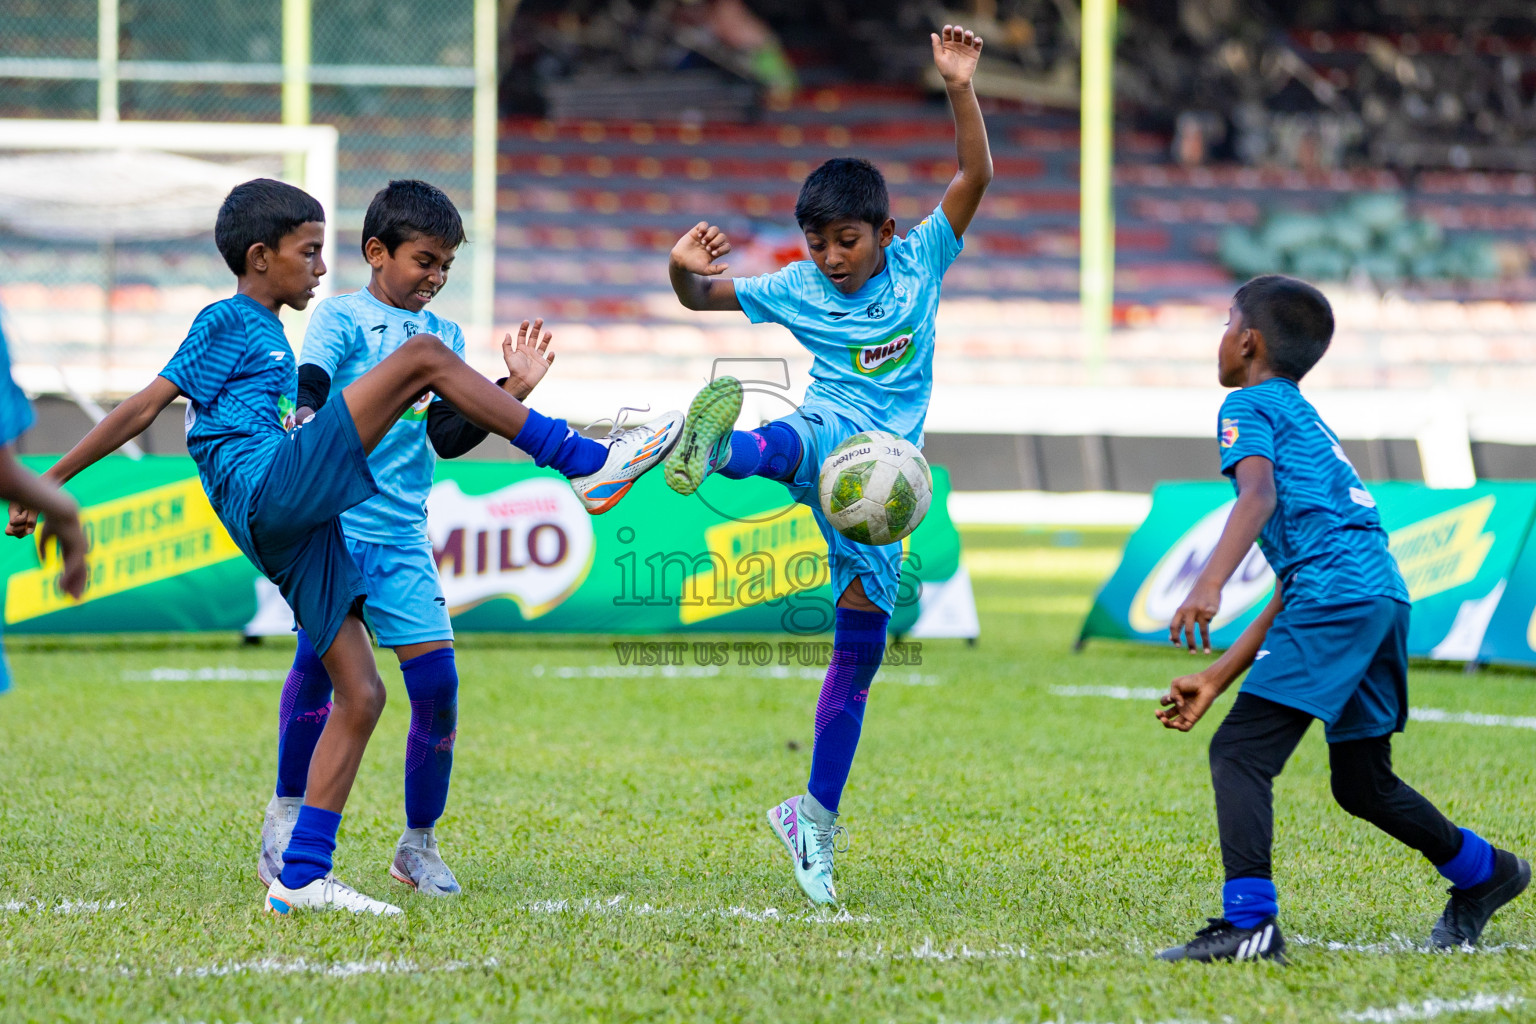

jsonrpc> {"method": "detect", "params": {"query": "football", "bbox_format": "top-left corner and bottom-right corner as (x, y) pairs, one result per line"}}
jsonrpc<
(818, 431), (933, 546)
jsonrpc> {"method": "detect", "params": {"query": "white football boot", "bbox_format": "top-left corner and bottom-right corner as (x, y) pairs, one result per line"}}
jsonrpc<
(569, 409), (685, 514)
(266, 873), (402, 916)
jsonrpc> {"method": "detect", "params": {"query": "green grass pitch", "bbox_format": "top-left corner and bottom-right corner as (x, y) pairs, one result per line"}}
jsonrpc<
(4, 525), (1536, 1022)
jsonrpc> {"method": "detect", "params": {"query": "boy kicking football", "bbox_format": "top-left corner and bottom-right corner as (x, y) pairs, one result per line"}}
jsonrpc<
(662, 25), (991, 905)
(11, 178), (682, 915)
(257, 180), (576, 897)
(1155, 275), (1528, 961)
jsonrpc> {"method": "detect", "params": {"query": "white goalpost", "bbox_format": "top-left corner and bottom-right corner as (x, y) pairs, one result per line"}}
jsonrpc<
(0, 119), (338, 282)
(0, 119), (338, 398)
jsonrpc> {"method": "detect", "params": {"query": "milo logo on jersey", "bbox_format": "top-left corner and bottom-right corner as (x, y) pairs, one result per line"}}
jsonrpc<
(402, 391), (434, 423)
(849, 327), (916, 377)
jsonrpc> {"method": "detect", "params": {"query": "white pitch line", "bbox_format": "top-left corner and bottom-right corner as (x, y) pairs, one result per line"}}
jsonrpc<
(1052, 686), (1536, 732)
(1339, 994), (1525, 1022)
(119, 668), (286, 682)
(1050, 685), (1166, 701)
(1, 899), (128, 913)
(1408, 707), (1536, 731)
(529, 664), (943, 686)
(523, 894), (874, 923)
(1293, 934), (1536, 955)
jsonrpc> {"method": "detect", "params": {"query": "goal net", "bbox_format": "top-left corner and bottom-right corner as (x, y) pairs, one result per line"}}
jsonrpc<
(0, 119), (337, 400)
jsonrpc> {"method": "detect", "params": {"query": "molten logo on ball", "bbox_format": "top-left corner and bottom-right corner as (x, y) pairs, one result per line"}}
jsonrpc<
(818, 431), (933, 546)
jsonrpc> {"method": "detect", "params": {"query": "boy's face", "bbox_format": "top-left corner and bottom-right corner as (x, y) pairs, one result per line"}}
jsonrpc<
(803, 217), (896, 295)
(257, 222), (327, 309)
(1218, 304), (1251, 387)
(367, 234), (457, 313)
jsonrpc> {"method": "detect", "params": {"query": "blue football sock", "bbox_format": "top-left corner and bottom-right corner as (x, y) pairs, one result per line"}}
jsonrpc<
(402, 648), (458, 830)
(278, 805), (342, 889)
(275, 629), (332, 799)
(1438, 827), (1496, 889)
(806, 607), (888, 813)
(1223, 876), (1279, 929)
(512, 409), (605, 478)
(718, 422), (802, 481)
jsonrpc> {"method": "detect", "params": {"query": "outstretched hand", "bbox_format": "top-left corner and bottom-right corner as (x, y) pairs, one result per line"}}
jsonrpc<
(931, 24), (983, 88)
(502, 318), (555, 399)
(670, 222), (732, 277)
(1157, 672), (1221, 732)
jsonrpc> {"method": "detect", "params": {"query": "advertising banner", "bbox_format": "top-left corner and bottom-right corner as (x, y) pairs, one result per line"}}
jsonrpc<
(1474, 535), (1536, 666)
(1079, 481), (1536, 661)
(3, 455), (965, 638)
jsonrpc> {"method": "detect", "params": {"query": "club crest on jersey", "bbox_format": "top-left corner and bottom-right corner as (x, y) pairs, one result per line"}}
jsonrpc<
(850, 327), (915, 376)
(1220, 418), (1239, 448)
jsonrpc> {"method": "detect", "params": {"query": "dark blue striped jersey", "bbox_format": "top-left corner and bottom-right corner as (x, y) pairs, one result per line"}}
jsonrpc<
(1218, 377), (1407, 607)
(159, 294), (297, 564)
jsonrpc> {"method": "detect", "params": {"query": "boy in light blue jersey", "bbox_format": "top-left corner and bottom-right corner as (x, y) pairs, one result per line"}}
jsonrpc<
(663, 25), (992, 906)
(1155, 275), (1527, 962)
(15, 179), (681, 916)
(256, 180), (569, 896)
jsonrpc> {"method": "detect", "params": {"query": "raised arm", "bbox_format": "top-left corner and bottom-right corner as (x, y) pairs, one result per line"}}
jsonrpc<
(1168, 455), (1276, 653)
(669, 222), (742, 312)
(7, 375), (180, 537)
(931, 25), (993, 238)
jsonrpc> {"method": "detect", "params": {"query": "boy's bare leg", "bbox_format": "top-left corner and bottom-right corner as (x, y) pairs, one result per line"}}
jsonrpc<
(303, 616), (388, 812)
(340, 335), (532, 454)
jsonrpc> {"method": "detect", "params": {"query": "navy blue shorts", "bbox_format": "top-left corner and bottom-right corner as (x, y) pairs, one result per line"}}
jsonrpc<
(249, 395), (378, 656)
(1241, 595), (1411, 743)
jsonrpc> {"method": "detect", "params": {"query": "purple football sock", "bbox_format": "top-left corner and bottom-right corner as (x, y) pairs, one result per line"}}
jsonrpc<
(275, 629), (332, 799)
(806, 607), (888, 813)
(401, 648), (458, 830)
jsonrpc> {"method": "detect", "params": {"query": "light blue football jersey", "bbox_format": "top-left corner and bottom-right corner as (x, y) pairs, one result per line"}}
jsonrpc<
(300, 288), (466, 543)
(1219, 377), (1408, 607)
(733, 204), (963, 446)
(160, 294), (296, 565)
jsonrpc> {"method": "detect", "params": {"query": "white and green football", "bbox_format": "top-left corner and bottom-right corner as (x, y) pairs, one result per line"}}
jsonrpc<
(818, 431), (933, 546)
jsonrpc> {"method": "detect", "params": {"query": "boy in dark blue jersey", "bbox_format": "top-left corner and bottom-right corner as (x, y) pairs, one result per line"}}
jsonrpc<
(1154, 275), (1527, 962)
(11, 179), (681, 915)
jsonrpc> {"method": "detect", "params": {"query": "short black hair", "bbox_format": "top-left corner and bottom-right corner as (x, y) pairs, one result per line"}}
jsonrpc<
(1233, 274), (1335, 381)
(214, 178), (325, 275)
(794, 158), (889, 232)
(362, 179), (466, 256)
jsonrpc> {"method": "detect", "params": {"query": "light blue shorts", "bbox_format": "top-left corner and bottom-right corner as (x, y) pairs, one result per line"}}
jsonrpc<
(775, 404), (906, 615)
(346, 536), (454, 648)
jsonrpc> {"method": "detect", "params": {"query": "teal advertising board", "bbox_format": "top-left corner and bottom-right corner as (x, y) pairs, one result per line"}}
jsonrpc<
(1080, 481), (1536, 661)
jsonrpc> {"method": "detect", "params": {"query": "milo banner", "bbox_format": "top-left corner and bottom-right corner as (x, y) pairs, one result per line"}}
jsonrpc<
(2, 455), (968, 639)
(1079, 481), (1536, 662)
